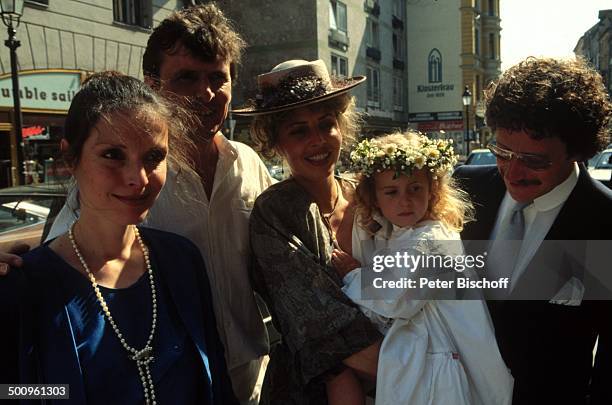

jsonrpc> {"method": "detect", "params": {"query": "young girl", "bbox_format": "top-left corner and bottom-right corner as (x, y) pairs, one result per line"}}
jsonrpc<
(331, 132), (513, 405)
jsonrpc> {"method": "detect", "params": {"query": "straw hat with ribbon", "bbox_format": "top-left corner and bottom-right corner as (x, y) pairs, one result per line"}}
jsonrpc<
(231, 59), (365, 116)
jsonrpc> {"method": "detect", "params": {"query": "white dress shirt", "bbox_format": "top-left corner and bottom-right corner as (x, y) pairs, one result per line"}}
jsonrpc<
(47, 134), (275, 373)
(490, 162), (579, 294)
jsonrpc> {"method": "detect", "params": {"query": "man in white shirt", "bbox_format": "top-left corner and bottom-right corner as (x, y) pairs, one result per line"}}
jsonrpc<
(0, 4), (273, 404)
(455, 57), (612, 404)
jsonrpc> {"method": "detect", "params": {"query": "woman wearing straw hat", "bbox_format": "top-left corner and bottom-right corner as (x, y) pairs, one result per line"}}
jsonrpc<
(233, 60), (382, 404)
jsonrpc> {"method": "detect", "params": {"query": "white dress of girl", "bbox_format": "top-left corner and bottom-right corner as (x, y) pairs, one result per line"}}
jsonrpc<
(342, 217), (514, 405)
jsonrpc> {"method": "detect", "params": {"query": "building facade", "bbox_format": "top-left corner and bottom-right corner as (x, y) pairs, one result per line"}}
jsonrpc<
(220, 0), (411, 141)
(0, 0), (188, 187)
(462, 0), (501, 148)
(405, 0), (500, 154)
(222, 0), (500, 156)
(574, 9), (612, 96)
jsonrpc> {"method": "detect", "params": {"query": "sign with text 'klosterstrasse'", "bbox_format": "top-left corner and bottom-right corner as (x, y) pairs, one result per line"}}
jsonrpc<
(0, 70), (82, 111)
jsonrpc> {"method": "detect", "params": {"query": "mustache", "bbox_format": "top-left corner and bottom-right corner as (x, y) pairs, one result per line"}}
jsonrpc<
(512, 179), (541, 186)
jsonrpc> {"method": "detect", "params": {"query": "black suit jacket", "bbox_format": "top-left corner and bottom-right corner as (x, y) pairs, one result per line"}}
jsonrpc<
(454, 164), (612, 405)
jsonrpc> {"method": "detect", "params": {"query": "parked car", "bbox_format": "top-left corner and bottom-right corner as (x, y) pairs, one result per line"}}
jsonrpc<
(267, 164), (285, 181)
(0, 182), (67, 251)
(588, 153), (601, 169)
(587, 148), (612, 187)
(464, 148), (497, 166)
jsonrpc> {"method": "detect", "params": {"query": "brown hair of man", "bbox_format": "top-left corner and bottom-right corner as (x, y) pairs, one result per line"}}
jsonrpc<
(142, 2), (246, 82)
(485, 57), (612, 160)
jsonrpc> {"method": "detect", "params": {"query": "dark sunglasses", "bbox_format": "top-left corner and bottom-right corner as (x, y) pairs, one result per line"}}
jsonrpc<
(487, 144), (553, 171)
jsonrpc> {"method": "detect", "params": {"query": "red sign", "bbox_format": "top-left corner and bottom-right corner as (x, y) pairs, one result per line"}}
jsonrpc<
(22, 126), (45, 138)
(417, 120), (464, 132)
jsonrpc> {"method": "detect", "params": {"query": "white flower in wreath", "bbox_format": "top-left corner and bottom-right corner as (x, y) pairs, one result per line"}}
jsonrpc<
(426, 148), (440, 159)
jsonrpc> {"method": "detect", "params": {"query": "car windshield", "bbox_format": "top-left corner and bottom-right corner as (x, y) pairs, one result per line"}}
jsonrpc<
(466, 151), (496, 165)
(588, 153), (601, 168)
(0, 197), (54, 234)
(595, 152), (612, 169)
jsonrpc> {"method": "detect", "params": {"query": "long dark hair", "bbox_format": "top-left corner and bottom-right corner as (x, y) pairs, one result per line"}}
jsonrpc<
(63, 71), (194, 171)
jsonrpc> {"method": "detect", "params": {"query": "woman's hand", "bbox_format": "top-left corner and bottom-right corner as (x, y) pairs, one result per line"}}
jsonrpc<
(331, 249), (361, 279)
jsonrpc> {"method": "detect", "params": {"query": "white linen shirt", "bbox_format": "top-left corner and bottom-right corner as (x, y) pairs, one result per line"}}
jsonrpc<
(47, 134), (275, 370)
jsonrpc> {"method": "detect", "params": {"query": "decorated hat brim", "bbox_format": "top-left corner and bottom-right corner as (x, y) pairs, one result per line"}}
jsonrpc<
(231, 75), (366, 116)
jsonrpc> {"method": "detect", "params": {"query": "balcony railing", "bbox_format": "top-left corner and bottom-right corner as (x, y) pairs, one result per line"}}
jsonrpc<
(328, 29), (350, 51)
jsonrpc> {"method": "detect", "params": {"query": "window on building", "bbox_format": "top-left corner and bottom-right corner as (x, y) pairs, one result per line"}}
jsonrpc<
(329, 0), (348, 33)
(25, 0), (49, 5)
(488, 0), (496, 16)
(428, 49), (442, 83)
(489, 33), (496, 59)
(331, 54), (348, 77)
(392, 0), (404, 19)
(366, 18), (380, 48)
(393, 32), (403, 60)
(476, 75), (481, 100)
(366, 66), (380, 107)
(393, 76), (403, 110)
(113, 0), (152, 28)
(475, 27), (480, 56)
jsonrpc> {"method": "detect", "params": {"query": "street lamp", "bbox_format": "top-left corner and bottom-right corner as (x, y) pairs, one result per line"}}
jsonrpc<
(0, 0), (25, 185)
(462, 85), (472, 156)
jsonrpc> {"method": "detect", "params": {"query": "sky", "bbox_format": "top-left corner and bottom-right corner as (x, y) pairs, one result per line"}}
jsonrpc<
(500, 0), (611, 71)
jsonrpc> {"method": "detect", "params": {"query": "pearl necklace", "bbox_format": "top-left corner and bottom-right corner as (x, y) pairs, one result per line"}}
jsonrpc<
(68, 222), (158, 405)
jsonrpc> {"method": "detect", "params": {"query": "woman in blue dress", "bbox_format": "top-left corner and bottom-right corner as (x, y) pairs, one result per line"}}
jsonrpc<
(0, 72), (237, 405)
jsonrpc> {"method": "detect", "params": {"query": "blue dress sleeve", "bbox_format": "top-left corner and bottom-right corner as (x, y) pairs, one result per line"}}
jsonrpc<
(0, 267), (23, 383)
(141, 228), (238, 405)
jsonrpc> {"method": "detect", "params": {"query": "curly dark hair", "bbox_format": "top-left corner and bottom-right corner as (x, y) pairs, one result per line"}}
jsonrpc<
(142, 2), (246, 81)
(485, 57), (612, 159)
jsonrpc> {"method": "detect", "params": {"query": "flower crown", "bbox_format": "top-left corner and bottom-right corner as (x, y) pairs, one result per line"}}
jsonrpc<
(349, 135), (457, 178)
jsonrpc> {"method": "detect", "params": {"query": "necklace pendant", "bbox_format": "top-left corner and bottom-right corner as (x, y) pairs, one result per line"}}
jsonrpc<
(70, 222), (158, 404)
(132, 346), (153, 362)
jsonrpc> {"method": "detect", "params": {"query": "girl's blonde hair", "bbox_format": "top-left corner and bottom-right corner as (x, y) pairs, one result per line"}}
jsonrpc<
(354, 131), (474, 233)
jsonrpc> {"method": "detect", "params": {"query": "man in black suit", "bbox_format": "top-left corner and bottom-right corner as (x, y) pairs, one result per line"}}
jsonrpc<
(455, 57), (612, 405)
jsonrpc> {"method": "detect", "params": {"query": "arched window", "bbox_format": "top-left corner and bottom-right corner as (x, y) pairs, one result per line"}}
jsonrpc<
(428, 49), (442, 83)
